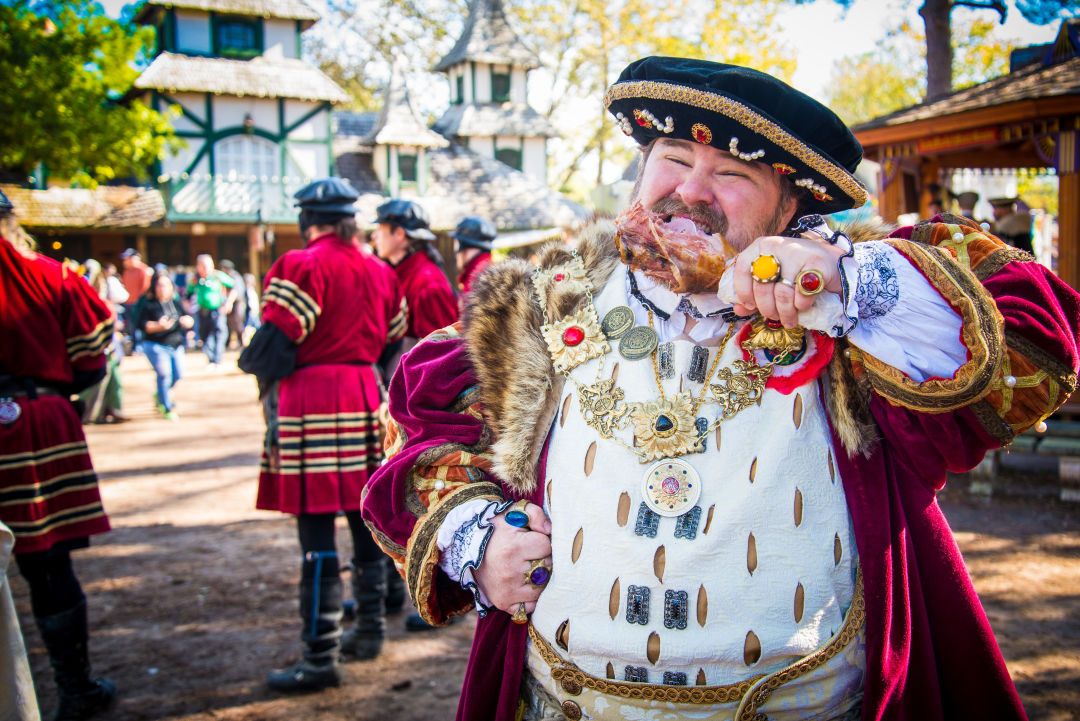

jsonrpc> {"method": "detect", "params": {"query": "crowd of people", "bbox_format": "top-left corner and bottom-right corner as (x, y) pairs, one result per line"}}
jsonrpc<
(2, 54), (1079, 721)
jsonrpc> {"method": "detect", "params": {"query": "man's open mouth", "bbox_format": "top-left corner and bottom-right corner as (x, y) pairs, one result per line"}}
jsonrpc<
(658, 213), (717, 238)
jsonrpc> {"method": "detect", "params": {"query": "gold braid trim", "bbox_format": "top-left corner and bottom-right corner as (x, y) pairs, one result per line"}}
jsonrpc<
(603, 80), (867, 208)
(264, 278), (320, 342)
(66, 318), (114, 361)
(528, 567), (863, 708)
(736, 568), (865, 719)
(857, 240), (1004, 413)
(1007, 331), (1079, 394)
(968, 399), (1015, 446)
(974, 247), (1037, 282)
(405, 481), (503, 626)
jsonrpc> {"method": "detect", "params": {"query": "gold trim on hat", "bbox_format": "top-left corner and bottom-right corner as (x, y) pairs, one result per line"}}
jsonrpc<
(603, 80), (868, 208)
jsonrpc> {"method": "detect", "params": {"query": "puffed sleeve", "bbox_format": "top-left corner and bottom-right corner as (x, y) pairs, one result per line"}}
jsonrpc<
(361, 324), (502, 626)
(261, 256), (324, 344)
(832, 214), (1079, 482)
(61, 264), (114, 373)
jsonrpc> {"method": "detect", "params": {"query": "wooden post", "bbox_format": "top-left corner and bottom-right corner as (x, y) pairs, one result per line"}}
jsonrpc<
(1059, 170), (1079, 290)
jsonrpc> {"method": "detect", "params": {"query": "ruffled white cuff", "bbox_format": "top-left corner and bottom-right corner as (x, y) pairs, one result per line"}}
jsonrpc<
(436, 498), (510, 614)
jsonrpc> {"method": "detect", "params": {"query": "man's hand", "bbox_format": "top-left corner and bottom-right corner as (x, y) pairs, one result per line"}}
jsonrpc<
(731, 234), (846, 328)
(473, 501), (552, 617)
(179, 315), (194, 330)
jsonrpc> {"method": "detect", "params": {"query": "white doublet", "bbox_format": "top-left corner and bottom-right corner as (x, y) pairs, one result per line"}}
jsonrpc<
(530, 273), (860, 687)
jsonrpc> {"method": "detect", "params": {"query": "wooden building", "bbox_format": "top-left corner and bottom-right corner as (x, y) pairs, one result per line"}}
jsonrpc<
(853, 19), (1080, 289)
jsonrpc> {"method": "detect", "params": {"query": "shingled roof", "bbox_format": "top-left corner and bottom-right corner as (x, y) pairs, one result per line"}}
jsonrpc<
(338, 144), (587, 231)
(365, 61), (449, 148)
(134, 52), (349, 103)
(1, 185), (166, 229)
(854, 54), (1080, 132)
(434, 0), (540, 72)
(135, 0), (320, 26)
(432, 102), (558, 138)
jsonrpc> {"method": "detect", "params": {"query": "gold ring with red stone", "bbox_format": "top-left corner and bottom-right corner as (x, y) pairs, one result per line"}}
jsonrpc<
(750, 254), (781, 284)
(795, 269), (825, 296)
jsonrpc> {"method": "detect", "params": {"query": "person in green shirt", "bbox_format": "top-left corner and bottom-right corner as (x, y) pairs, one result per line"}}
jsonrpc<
(187, 254), (236, 369)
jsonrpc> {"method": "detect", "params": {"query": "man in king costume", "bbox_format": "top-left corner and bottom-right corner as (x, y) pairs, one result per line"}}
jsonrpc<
(362, 58), (1080, 720)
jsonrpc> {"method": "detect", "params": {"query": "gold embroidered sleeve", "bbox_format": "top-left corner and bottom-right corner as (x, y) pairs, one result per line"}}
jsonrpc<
(851, 238), (1005, 413)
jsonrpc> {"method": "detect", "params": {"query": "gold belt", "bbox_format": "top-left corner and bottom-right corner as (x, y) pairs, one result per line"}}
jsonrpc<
(527, 566), (864, 709)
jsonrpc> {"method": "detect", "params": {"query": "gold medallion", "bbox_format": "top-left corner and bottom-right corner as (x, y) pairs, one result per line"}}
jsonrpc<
(711, 360), (773, 420)
(601, 305), (635, 340)
(628, 393), (702, 462)
(642, 458), (702, 517)
(619, 325), (658, 361)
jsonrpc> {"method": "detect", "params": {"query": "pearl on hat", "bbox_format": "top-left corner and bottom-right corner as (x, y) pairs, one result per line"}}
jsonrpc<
(1003, 375), (1017, 388)
(794, 177), (828, 197)
(615, 112), (634, 136)
(952, 232), (965, 241)
(980, 222), (991, 231)
(729, 137), (765, 161)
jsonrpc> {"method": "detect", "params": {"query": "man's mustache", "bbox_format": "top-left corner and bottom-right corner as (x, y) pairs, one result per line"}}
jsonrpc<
(650, 197), (728, 237)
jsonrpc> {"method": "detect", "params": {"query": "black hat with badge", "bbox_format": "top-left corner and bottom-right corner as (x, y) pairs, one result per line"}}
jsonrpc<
(604, 57), (867, 215)
(451, 216), (497, 251)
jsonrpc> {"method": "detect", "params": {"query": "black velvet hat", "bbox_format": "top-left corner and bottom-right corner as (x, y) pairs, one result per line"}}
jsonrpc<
(604, 57), (867, 215)
(375, 199), (436, 241)
(451, 216), (497, 251)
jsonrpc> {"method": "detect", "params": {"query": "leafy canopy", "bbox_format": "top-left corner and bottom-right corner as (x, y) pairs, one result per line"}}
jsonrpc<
(0, 0), (179, 187)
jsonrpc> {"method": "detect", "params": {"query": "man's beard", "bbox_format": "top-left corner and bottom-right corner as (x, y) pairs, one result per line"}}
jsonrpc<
(613, 196), (791, 294)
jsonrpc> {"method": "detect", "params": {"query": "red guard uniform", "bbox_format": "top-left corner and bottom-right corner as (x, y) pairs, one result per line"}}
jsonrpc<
(0, 239), (113, 554)
(393, 250), (458, 340)
(457, 251), (493, 296)
(256, 232), (407, 515)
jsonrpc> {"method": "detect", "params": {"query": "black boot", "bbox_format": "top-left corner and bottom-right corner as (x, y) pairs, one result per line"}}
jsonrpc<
(36, 600), (117, 721)
(384, 555), (406, 615)
(340, 559), (386, 660)
(267, 553), (344, 692)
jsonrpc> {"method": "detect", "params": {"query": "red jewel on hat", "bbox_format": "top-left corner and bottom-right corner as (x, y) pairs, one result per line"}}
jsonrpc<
(799, 271), (822, 293)
(553, 272), (567, 282)
(562, 326), (585, 346)
(691, 123), (713, 145)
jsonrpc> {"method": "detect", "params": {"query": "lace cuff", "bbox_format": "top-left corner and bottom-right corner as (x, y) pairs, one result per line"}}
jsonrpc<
(436, 498), (512, 616)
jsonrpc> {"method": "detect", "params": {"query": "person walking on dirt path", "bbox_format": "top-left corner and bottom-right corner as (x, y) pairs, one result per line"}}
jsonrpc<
(0, 189), (117, 721)
(219, 259), (247, 350)
(187, 254), (236, 371)
(239, 177), (408, 692)
(136, 271), (194, 421)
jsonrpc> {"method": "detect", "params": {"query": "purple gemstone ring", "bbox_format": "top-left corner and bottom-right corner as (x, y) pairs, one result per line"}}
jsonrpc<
(526, 559), (552, 587)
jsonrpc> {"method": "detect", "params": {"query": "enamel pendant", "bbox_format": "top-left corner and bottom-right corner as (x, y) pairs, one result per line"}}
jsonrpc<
(642, 458), (701, 517)
(0, 398), (21, 425)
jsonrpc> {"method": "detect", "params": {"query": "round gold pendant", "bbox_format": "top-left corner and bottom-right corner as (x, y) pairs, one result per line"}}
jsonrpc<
(641, 458), (701, 517)
(619, 325), (658, 360)
(601, 305), (635, 340)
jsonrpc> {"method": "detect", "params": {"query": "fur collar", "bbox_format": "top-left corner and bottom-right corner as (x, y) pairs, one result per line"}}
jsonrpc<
(464, 217), (890, 494)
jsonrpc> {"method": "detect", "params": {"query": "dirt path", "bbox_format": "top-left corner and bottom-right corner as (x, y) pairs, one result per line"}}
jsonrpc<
(9, 351), (1080, 720)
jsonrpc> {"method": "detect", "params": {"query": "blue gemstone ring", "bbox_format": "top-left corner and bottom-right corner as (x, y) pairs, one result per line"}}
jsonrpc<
(504, 499), (531, 529)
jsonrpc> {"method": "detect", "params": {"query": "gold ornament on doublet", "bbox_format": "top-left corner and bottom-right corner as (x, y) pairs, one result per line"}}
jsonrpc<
(541, 307), (609, 374)
(629, 392), (703, 463)
(577, 377), (630, 438)
(743, 316), (805, 354)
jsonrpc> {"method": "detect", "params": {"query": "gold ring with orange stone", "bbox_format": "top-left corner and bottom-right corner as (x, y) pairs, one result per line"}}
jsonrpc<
(795, 268), (826, 296)
(750, 253), (782, 284)
(511, 602), (528, 624)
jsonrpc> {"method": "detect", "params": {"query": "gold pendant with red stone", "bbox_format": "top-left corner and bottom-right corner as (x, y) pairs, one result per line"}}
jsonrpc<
(742, 316), (804, 355)
(541, 306), (609, 373)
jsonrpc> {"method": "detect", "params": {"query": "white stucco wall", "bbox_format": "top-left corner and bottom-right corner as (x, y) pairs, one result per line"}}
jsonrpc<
(511, 67), (527, 104)
(263, 18), (298, 59)
(523, 137), (547, 184)
(283, 102), (328, 140)
(174, 10), (211, 54)
(474, 63), (492, 103)
(286, 143), (327, 182)
(468, 136), (495, 158)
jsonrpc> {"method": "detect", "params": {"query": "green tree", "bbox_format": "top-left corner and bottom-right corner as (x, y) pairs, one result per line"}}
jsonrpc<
(0, 0), (179, 187)
(305, 0), (468, 114)
(825, 15), (1014, 124)
(795, 0), (1079, 101)
(515, 0), (797, 195)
